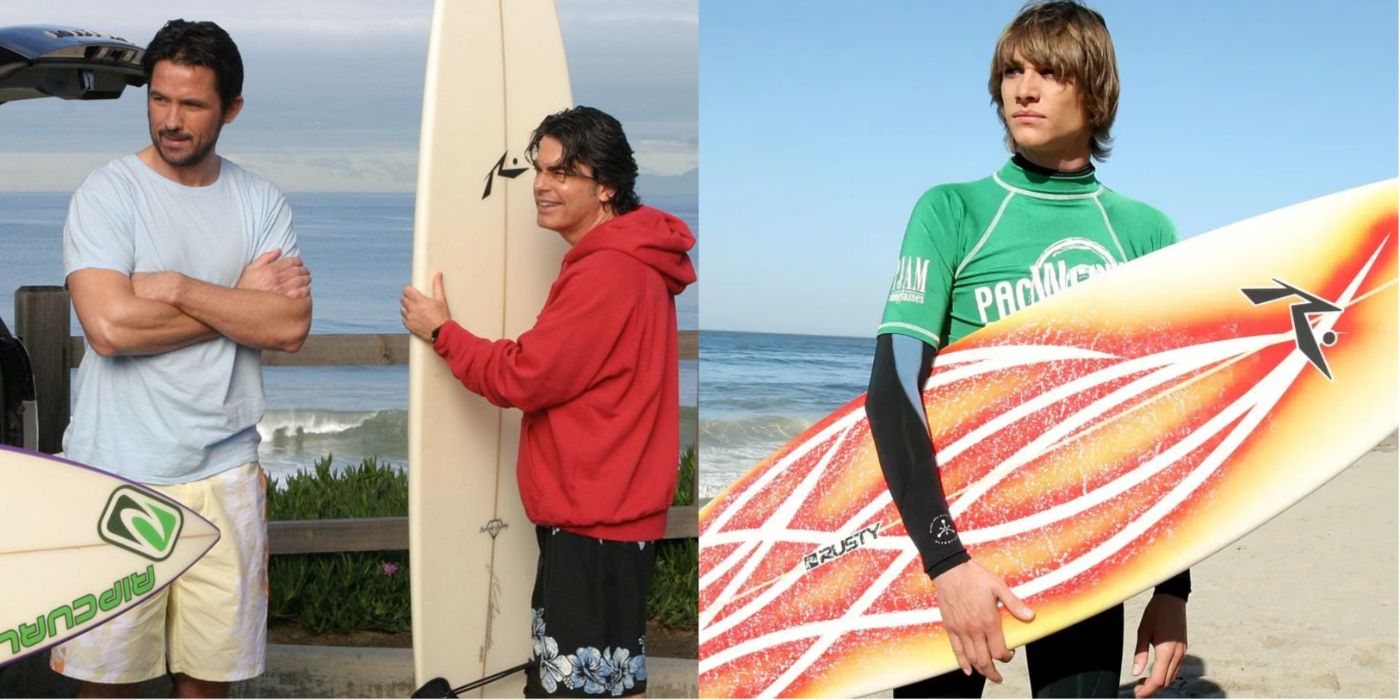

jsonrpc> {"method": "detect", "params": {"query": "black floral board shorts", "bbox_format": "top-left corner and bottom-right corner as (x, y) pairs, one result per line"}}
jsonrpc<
(526, 526), (657, 698)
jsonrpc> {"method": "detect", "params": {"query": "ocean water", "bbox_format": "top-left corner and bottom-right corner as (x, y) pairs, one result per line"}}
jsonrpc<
(0, 190), (698, 483)
(699, 331), (874, 498)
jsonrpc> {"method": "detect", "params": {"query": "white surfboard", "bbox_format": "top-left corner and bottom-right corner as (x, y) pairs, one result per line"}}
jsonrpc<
(0, 446), (219, 668)
(408, 0), (572, 695)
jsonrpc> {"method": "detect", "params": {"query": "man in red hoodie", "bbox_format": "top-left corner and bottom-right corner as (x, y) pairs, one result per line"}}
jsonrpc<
(401, 106), (696, 698)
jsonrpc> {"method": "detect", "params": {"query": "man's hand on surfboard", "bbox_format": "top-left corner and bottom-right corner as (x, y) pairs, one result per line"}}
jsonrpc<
(402, 272), (452, 342)
(1131, 594), (1188, 697)
(932, 559), (1035, 682)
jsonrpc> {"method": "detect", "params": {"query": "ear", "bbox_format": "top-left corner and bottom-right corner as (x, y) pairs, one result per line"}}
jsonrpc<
(223, 95), (245, 125)
(597, 182), (618, 207)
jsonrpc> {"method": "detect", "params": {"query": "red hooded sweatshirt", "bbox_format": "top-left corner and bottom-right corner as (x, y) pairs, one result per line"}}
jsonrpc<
(433, 206), (696, 541)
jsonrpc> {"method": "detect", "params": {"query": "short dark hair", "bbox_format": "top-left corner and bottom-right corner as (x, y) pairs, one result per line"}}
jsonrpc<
(141, 19), (243, 113)
(527, 106), (642, 216)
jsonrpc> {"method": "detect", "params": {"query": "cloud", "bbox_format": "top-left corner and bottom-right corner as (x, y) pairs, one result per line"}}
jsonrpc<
(0, 149), (420, 192)
(556, 0), (697, 26)
(0, 0), (696, 191)
(224, 149), (420, 192)
(634, 139), (698, 176)
(0, 152), (128, 191)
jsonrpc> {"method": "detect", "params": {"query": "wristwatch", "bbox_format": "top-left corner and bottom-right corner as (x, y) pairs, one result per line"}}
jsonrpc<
(430, 323), (444, 344)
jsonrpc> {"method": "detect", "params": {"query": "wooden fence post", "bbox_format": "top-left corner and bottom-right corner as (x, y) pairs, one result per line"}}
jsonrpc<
(15, 286), (71, 454)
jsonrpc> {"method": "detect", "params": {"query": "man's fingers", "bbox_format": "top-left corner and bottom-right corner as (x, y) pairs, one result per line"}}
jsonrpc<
(978, 660), (1002, 684)
(287, 267), (312, 286)
(432, 272), (445, 299)
(251, 248), (281, 266)
(1131, 649), (1149, 678)
(994, 583), (1035, 622)
(276, 268), (311, 297)
(1163, 643), (1186, 688)
(266, 258), (300, 275)
(947, 634), (971, 676)
(1134, 663), (1166, 699)
(1131, 622), (1151, 675)
(968, 634), (1000, 683)
(1144, 645), (1172, 696)
(987, 628), (1012, 664)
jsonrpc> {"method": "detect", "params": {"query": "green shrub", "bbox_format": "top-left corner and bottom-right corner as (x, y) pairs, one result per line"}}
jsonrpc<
(647, 445), (698, 630)
(268, 454), (407, 520)
(267, 455), (411, 634)
(269, 550), (411, 634)
(648, 538), (697, 630)
(674, 445), (697, 506)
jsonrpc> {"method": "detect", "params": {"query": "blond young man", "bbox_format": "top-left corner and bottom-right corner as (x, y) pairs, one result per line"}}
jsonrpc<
(866, 2), (1187, 697)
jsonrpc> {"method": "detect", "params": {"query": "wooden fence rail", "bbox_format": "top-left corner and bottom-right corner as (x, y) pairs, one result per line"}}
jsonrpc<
(66, 329), (701, 368)
(269, 505), (699, 555)
(14, 286), (701, 549)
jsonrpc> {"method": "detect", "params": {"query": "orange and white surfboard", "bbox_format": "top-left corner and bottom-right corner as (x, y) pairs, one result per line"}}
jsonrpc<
(698, 180), (1397, 698)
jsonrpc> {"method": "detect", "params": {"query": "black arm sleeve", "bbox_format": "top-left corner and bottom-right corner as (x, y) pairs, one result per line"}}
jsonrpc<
(1154, 569), (1191, 602)
(866, 333), (969, 580)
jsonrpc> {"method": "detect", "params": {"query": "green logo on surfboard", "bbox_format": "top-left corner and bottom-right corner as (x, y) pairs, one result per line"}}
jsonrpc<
(0, 565), (157, 658)
(97, 486), (184, 561)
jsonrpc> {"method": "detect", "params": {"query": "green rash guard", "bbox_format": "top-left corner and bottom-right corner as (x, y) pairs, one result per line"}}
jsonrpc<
(866, 156), (1189, 598)
(879, 156), (1176, 347)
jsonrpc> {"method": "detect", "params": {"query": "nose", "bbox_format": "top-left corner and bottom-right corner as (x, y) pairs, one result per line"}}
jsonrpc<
(160, 104), (183, 132)
(1013, 71), (1040, 105)
(533, 169), (549, 195)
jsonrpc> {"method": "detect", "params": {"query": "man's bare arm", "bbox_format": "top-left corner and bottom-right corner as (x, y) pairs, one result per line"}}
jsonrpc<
(69, 268), (219, 357)
(134, 264), (311, 353)
(72, 250), (312, 356)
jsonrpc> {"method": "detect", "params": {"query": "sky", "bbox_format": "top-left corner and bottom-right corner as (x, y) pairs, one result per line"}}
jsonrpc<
(0, 0), (697, 192)
(700, 0), (1398, 337)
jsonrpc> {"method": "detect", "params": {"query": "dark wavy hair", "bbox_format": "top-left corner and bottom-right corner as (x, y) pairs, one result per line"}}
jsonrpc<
(527, 106), (641, 216)
(141, 19), (243, 113)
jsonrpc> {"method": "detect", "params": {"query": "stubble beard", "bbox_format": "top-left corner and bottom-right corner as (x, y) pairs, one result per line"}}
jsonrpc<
(150, 122), (222, 169)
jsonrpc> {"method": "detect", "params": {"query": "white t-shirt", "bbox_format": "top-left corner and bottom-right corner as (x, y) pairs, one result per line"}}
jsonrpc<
(62, 153), (297, 484)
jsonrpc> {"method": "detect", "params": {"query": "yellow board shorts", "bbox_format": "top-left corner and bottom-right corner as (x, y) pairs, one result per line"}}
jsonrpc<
(51, 462), (269, 684)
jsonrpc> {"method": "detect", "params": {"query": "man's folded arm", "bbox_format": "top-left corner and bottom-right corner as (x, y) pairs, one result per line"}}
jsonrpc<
(154, 272), (311, 352)
(69, 268), (218, 357)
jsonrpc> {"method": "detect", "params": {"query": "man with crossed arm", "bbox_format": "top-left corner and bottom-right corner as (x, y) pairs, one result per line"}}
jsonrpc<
(52, 20), (310, 699)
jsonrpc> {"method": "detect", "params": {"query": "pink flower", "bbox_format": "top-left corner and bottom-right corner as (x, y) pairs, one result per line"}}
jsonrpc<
(381, 561), (400, 577)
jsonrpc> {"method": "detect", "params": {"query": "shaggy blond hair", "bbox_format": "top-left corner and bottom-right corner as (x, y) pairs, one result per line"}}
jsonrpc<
(989, 1), (1119, 161)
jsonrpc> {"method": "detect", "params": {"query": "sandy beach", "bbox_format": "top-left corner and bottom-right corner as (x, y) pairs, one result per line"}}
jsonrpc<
(965, 432), (1397, 699)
